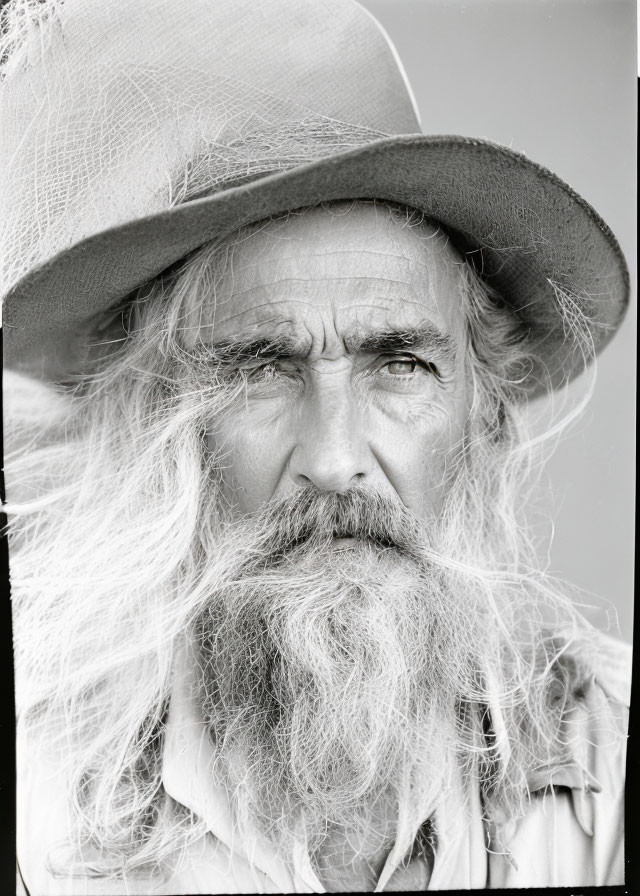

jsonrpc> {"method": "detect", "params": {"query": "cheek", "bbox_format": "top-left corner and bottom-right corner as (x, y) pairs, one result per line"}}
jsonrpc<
(365, 391), (467, 520)
(206, 402), (291, 514)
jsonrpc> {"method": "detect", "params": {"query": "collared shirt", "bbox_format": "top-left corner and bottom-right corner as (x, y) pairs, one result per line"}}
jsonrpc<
(18, 631), (630, 894)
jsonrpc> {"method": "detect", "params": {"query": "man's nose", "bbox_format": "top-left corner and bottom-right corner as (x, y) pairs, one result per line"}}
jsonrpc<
(288, 379), (372, 493)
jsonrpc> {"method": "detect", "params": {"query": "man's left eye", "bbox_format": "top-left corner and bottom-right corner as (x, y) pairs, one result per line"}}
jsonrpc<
(382, 356), (436, 378)
(384, 358), (419, 376)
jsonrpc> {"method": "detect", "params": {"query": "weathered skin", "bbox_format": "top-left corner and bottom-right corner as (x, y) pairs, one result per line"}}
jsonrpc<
(193, 203), (470, 526)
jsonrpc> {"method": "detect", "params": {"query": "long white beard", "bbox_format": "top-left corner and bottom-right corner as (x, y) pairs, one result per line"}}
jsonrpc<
(6, 370), (593, 879)
(194, 489), (488, 861)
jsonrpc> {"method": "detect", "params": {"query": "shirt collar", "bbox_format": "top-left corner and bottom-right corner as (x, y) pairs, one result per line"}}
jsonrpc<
(522, 672), (604, 839)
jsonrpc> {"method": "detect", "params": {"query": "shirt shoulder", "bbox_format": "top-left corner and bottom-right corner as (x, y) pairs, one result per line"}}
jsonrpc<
(589, 630), (632, 707)
(488, 629), (630, 888)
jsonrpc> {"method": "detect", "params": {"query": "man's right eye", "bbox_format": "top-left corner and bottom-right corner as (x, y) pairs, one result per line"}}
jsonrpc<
(246, 362), (279, 382)
(243, 360), (301, 386)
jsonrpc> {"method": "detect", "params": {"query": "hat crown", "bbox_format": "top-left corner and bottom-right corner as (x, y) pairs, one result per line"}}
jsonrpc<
(0, 0), (419, 297)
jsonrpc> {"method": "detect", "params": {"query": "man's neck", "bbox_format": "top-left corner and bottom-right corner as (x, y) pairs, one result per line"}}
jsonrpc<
(313, 826), (390, 891)
(311, 810), (433, 891)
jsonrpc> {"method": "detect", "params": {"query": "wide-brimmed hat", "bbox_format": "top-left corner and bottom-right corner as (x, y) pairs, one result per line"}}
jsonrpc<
(0, 0), (629, 393)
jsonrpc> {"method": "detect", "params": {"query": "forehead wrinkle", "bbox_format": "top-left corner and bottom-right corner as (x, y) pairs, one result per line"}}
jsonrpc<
(221, 258), (440, 291)
(212, 293), (445, 332)
(208, 295), (458, 340)
(225, 247), (446, 277)
(219, 241), (446, 293)
(225, 275), (426, 290)
(214, 276), (428, 308)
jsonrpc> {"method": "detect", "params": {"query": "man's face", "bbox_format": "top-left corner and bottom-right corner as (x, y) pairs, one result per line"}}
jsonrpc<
(195, 203), (471, 522)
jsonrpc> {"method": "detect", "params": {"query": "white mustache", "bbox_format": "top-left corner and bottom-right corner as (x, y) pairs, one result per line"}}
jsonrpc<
(232, 487), (428, 568)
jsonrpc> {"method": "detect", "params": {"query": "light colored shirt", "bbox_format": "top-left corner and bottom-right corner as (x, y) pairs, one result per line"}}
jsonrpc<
(18, 631), (630, 894)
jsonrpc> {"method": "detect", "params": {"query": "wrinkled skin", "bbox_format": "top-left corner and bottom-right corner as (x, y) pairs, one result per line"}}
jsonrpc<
(194, 203), (470, 525)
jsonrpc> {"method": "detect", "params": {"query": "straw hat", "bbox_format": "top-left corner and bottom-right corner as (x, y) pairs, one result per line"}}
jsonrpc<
(0, 0), (629, 392)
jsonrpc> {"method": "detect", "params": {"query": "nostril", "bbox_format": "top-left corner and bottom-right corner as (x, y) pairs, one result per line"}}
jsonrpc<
(288, 422), (372, 492)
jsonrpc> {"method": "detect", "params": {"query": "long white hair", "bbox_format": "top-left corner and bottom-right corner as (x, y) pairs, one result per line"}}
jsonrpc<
(6, 201), (602, 880)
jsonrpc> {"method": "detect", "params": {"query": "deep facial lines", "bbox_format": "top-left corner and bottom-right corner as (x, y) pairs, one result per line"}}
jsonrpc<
(209, 286), (445, 326)
(199, 322), (455, 375)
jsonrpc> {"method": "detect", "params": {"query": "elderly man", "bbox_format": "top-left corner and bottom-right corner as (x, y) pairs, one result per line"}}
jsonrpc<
(3, 0), (630, 893)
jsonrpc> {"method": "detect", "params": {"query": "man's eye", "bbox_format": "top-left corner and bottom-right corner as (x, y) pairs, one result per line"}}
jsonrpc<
(382, 356), (439, 378)
(245, 361), (298, 383)
(247, 362), (279, 381)
(384, 358), (418, 376)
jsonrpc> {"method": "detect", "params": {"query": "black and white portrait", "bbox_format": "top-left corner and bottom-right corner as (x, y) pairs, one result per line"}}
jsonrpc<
(2, 0), (634, 892)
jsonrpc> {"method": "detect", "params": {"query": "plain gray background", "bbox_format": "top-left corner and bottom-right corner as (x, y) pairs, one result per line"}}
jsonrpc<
(360, 0), (636, 642)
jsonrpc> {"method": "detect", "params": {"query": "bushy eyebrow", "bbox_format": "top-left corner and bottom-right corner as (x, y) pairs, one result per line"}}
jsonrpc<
(205, 323), (455, 365)
(204, 335), (305, 365)
(349, 324), (454, 360)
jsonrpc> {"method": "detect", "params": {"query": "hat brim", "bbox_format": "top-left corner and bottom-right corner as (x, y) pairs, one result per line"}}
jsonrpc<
(2, 134), (629, 395)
